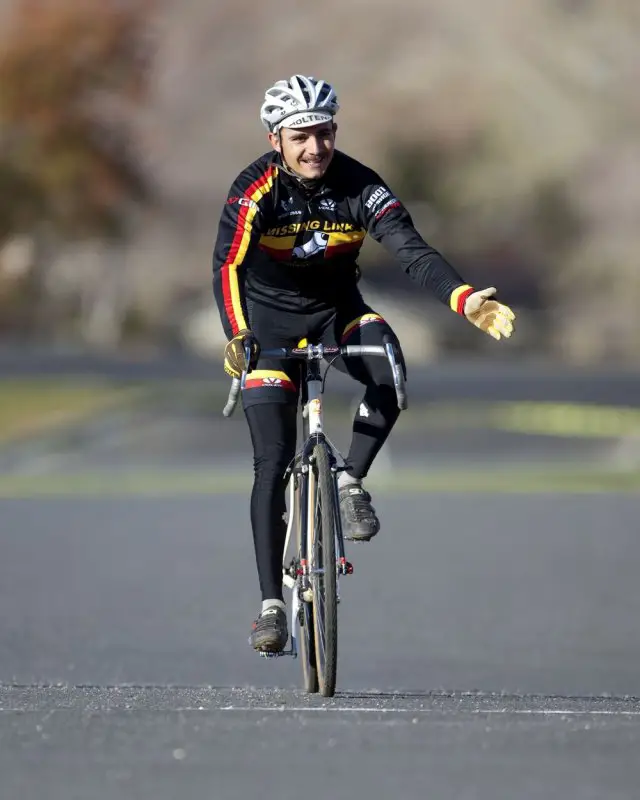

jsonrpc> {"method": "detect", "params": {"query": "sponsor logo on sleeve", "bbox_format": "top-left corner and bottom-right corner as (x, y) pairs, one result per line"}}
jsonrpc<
(227, 196), (257, 209)
(365, 186), (401, 219)
(375, 198), (401, 220)
(365, 186), (391, 211)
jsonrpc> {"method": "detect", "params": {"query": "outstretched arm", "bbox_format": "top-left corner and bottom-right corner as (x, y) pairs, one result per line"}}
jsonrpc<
(356, 176), (515, 340)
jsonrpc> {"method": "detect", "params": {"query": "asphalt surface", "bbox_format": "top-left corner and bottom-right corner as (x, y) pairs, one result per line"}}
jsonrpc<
(2, 493), (640, 799)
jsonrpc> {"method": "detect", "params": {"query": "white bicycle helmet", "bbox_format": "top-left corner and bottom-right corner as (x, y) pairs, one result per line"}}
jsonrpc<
(260, 74), (339, 133)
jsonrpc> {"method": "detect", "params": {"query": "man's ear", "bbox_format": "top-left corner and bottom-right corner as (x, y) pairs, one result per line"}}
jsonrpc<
(268, 131), (281, 153)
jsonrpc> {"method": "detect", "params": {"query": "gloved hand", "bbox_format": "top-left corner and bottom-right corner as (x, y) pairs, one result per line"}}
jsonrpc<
(224, 329), (260, 378)
(464, 287), (515, 341)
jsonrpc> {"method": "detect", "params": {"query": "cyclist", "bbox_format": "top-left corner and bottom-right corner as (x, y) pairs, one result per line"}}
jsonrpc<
(212, 75), (515, 653)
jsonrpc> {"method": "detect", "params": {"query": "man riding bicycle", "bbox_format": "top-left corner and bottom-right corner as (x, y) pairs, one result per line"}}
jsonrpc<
(212, 75), (515, 653)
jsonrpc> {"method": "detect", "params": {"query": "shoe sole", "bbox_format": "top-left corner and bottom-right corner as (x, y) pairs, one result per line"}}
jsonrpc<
(251, 634), (288, 653)
(345, 533), (377, 542)
(344, 523), (380, 543)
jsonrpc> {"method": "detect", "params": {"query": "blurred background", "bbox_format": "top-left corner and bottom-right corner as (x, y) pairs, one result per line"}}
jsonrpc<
(0, 0), (639, 492)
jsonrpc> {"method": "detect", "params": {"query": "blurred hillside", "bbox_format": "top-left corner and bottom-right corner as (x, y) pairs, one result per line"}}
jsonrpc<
(1, 0), (639, 364)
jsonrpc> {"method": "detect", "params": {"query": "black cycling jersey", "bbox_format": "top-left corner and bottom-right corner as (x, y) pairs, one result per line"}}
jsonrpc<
(212, 149), (471, 339)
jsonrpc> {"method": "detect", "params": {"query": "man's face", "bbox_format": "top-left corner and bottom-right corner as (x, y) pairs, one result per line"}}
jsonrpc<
(269, 122), (337, 180)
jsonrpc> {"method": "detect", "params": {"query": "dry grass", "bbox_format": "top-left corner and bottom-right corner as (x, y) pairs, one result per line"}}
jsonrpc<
(0, 380), (143, 443)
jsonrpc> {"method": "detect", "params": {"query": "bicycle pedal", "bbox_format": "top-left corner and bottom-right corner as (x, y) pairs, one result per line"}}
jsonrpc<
(258, 649), (295, 659)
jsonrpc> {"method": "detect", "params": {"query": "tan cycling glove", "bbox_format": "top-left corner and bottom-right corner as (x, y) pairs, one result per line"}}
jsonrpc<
(224, 329), (260, 379)
(463, 287), (515, 341)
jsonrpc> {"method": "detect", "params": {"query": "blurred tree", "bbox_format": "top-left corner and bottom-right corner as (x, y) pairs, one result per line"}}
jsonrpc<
(382, 134), (487, 211)
(0, 0), (157, 339)
(0, 0), (156, 241)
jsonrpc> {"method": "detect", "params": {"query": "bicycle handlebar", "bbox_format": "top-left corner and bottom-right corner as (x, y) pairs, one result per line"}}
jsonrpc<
(222, 338), (407, 417)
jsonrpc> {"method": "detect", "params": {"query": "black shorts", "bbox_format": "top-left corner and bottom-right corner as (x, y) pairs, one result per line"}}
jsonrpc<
(242, 292), (403, 408)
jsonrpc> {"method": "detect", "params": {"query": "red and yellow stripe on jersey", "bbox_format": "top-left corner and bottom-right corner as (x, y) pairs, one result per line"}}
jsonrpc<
(221, 167), (276, 334)
(325, 229), (365, 257)
(259, 228), (366, 262)
(258, 234), (298, 261)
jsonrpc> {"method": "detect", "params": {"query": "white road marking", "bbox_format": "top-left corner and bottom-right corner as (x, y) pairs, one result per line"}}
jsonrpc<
(214, 706), (640, 716)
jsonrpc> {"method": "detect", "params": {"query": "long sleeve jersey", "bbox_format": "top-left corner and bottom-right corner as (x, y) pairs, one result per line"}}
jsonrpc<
(212, 149), (473, 339)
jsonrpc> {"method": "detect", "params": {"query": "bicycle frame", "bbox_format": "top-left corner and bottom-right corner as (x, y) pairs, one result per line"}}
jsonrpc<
(280, 351), (352, 660)
(223, 338), (406, 664)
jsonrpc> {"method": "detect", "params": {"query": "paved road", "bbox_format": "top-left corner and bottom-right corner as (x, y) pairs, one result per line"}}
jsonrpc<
(1, 493), (640, 798)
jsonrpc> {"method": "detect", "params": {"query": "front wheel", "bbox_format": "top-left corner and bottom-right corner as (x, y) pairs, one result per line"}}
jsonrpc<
(298, 600), (318, 693)
(309, 442), (338, 697)
(294, 474), (318, 694)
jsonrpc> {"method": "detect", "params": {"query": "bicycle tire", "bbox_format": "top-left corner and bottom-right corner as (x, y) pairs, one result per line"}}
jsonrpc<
(295, 473), (318, 694)
(310, 441), (338, 697)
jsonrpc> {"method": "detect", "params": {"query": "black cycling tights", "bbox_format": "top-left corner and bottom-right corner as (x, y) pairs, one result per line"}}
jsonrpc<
(245, 379), (400, 601)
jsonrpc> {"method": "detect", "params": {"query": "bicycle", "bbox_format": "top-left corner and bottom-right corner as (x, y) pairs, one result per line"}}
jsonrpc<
(223, 336), (407, 697)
